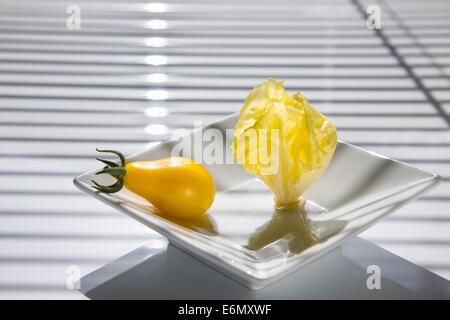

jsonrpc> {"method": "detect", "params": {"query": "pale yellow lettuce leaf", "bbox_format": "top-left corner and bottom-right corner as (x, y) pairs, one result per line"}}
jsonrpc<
(232, 78), (337, 207)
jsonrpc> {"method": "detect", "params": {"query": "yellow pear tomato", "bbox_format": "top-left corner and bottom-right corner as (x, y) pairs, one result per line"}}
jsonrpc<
(92, 149), (215, 220)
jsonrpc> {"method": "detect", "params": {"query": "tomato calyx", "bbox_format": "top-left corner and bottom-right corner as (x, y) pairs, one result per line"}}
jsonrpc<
(91, 148), (127, 194)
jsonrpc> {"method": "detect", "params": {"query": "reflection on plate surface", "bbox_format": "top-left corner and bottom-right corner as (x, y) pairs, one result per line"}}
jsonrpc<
(247, 201), (348, 255)
(247, 201), (319, 254)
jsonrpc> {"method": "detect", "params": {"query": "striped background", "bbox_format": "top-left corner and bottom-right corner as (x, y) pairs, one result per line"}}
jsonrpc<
(0, 0), (449, 298)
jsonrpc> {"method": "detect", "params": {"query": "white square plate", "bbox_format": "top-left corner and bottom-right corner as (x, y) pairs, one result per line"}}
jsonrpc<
(74, 113), (440, 289)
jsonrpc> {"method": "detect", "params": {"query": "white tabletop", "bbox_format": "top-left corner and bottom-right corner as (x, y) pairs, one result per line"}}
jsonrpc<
(0, 0), (449, 299)
(80, 237), (450, 299)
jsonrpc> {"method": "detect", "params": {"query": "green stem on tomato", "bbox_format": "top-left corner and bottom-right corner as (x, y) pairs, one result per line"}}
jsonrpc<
(91, 148), (127, 194)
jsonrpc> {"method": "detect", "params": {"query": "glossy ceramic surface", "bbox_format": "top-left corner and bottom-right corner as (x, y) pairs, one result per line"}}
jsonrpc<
(74, 113), (440, 289)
